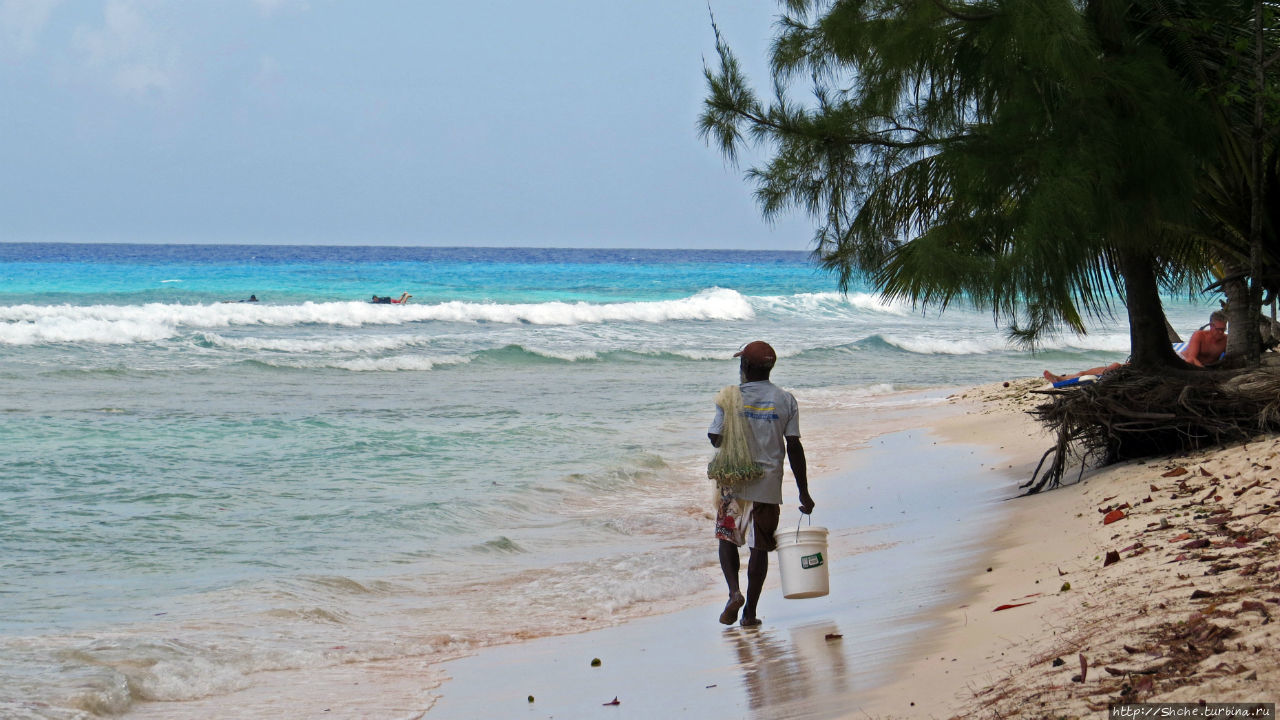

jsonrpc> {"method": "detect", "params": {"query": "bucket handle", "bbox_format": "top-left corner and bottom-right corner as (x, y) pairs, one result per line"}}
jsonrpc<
(792, 512), (812, 542)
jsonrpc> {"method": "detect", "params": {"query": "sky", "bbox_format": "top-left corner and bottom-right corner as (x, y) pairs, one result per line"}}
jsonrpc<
(0, 1), (816, 250)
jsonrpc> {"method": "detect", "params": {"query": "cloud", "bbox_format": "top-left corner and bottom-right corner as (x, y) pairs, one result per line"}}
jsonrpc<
(72, 0), (178, 98)
(0, 0), (62, 55)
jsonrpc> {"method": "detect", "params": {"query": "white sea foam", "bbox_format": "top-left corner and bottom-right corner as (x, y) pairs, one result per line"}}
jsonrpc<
(754, 291), (911, 317)
(881, 330), (1131, 355)
(0, 316), (178, 345)
(0, 289), (756, 345)
(198, 332), (427, 354)
(880, 334), (1012, 355)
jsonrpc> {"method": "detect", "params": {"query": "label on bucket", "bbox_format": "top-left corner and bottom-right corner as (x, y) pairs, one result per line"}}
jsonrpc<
(801, 552), (824, 569)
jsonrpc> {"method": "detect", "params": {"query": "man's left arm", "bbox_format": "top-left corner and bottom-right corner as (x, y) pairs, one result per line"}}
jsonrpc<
(786, 436), (814, 514)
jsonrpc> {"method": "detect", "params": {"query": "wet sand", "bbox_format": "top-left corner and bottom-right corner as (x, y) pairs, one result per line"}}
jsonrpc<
(427, 411), (1043, 719)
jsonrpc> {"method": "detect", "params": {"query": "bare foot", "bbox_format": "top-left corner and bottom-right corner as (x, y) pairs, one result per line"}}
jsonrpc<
(1043, 370), (1063, 383)
(719, 592), (745, 625)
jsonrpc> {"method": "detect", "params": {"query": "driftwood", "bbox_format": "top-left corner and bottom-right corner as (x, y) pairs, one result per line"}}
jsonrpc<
(1025, 366), (1280, 494)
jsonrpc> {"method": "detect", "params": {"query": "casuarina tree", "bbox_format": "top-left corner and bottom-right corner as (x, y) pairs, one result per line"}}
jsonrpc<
(700, 0), (1223, 369)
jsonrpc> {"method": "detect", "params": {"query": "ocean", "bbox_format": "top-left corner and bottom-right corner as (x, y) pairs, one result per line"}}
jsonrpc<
(0, 243), (1213, 718)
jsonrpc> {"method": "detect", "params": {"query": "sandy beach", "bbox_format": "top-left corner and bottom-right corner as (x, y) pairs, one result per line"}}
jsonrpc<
(111, 376), (1279, 719)
(423, 378), (1280, 719)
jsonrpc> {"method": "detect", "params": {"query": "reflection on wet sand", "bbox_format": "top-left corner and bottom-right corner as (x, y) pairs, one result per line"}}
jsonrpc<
(730, 620), (858, 717)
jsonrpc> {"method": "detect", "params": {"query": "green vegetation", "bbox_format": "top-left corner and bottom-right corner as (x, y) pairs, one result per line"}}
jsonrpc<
(701, 0), (1280, 370)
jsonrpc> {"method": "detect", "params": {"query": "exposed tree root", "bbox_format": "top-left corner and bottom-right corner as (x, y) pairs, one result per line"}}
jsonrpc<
(1026, 367), (1280, 493)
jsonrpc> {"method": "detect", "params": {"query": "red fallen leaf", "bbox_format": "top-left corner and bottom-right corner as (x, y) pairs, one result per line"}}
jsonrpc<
(1117, 502), (1131, 510)
(1058, 567), (1068, 576)
(1103, 550), (1122, 567)
(1182, 538), (1211, 549)
(1120, 542), (1144, 552)
(1239, 597), (1269, 614)
(1234, 480), (1262, 497)
(1163, 467), (1189, 477)
(993, 602), (1035, 611)
(1101, 495), (1118, 503)
(1079, 653), (1089, 683)
(1200, 467), (1212, 476)
(1169, 533), (1191, 543)
(603, 697), (621, 706)
(1103, 509), (1126, 524)
(1171, 553), (1188, 562)
(1150, 484), (1161, 491)
(1142, 496), (1153, 503)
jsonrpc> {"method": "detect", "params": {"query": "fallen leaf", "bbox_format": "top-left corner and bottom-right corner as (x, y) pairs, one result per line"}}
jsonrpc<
(993, 602), (1035, 611)
(1163, 467), (1189, 477)
(1234, 480), (1262, 497)
(603, 697), (621, 706)
(1241, 600), (1270, 616)
(1079, 653), (1088, 683)
(1103, 550), (1122, 567)
(824, 633), (843, 640)
(1182, 538), (1211, 549)
(1103, 509), (1127, 525)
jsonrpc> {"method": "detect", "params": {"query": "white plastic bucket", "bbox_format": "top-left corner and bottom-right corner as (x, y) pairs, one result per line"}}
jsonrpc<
(775, 525), (829, 599)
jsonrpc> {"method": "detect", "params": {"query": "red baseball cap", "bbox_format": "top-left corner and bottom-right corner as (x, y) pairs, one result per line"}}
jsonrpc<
(734, 340), (776, 368)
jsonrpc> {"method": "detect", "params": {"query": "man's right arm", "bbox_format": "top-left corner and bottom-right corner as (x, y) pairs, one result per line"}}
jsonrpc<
(1181, 330), (1205, 367)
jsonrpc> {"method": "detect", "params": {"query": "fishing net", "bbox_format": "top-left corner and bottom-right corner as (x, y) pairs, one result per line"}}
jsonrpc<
(707, 384), (762, 490)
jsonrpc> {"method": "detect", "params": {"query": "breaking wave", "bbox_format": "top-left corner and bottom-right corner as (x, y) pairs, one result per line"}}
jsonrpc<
(0, 288), (754, 346)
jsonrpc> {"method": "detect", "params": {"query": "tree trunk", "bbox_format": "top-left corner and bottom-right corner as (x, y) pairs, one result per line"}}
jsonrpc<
(1117, 248), (1182, 370)
(1244, 0), (1267, 366)
(1224, 267), (1256, 362)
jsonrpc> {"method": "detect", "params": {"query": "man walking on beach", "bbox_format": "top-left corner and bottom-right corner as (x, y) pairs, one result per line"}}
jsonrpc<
(708, 340), (814, 627)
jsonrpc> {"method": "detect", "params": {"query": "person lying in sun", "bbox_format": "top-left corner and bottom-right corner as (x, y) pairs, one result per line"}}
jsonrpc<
(1178, 310), (1228, 367)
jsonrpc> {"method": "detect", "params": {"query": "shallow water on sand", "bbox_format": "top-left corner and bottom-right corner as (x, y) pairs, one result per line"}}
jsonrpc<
(0, 243), (1211, 717)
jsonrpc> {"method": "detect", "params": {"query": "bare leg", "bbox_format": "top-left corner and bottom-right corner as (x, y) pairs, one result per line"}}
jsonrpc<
(1046, 363), (1121, 384)
(718, 540), (740, 594)
(718, 540), (745, 625)
(740, 547), (768, 626)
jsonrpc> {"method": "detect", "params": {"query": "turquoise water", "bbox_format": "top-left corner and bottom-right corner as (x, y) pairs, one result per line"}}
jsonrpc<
(0, 243), (1214, 717)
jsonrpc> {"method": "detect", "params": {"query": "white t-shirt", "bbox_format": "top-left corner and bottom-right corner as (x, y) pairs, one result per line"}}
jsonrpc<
(708, 380), (800, 504)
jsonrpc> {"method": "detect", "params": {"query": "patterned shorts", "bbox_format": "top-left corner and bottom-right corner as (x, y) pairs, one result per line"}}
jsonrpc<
(714, 486), (779, 551)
